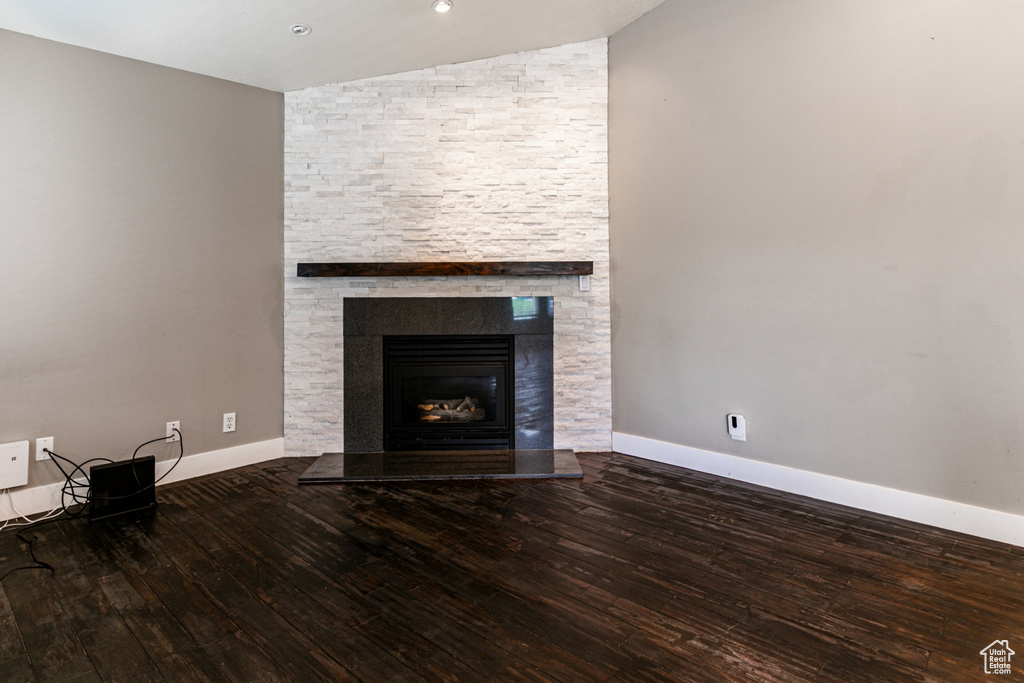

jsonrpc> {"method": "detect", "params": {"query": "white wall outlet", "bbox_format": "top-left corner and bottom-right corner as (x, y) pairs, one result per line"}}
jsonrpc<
(0, 441), (30, 489)
(728, 413), (746, 441)
(579, 275), (591, 292)
(167, 421), (181, 442)
(36, 436), (54, 462)
(223, 412), (236, 433)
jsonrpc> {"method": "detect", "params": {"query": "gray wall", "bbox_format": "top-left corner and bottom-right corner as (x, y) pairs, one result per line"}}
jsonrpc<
(1, 30), (284, 488)
(609, 0), (1024, 514)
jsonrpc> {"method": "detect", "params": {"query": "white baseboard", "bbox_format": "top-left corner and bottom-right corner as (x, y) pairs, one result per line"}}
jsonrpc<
(1, 437), (284, 522)
(612, 432), (1024, 548)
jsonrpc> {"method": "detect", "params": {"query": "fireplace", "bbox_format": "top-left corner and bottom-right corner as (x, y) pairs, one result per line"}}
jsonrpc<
(343, 297), (553, 453)
(383, 335), (514, 450)
(298, 295), (583, 483)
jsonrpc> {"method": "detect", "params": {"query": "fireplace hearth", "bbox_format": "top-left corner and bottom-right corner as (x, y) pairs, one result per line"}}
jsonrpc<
(298, 449), (582, 483)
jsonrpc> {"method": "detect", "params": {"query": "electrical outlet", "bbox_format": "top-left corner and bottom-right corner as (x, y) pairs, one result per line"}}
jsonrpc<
(36, 436), (53, 462)
(223, 412), (236, 433)
(166, 421), (180, 442)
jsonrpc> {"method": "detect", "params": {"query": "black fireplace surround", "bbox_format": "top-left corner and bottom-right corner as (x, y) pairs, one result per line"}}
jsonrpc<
(343, 297), (554, 453)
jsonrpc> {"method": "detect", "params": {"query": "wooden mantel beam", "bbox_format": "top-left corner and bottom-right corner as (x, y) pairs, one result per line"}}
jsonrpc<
(296, 261), (594, 277)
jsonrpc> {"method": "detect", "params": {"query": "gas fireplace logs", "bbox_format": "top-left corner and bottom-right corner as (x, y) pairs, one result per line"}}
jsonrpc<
(417, 396), (484, 422)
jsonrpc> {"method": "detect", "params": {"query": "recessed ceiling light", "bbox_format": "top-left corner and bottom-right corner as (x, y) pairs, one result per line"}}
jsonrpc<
(289, 24), (312, 36)
(432, 0), (453, 13)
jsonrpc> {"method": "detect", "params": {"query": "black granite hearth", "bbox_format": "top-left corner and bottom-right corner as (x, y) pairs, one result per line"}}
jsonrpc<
(297, 449), (582, 483)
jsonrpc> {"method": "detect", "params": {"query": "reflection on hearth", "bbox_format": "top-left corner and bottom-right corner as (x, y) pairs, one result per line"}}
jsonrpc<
(298, 449), (583, 483)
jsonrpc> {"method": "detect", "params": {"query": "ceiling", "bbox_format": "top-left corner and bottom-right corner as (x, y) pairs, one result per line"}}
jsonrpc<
(0, 0), (666, 92)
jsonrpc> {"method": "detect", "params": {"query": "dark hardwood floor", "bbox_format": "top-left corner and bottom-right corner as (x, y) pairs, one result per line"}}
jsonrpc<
(1, 452), (1022, 681)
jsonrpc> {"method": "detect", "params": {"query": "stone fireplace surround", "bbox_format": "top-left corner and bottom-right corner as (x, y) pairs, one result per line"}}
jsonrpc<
(343, 296), (554, 453)
(283, 40), (611, 457)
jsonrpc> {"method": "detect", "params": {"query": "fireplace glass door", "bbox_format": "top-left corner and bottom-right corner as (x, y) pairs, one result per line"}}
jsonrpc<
(384, 335), (513, 450)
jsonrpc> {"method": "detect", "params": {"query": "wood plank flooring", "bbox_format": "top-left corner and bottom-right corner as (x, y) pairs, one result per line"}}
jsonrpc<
(1, 452), (1022, 681)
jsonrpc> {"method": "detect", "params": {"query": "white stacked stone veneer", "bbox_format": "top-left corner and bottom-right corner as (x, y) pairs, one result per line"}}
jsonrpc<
(284, 39), (610, 457)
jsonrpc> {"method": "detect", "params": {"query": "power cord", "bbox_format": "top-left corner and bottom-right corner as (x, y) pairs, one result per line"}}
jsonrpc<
(0, 529), (54, 581)
(44, 450), (115, 516)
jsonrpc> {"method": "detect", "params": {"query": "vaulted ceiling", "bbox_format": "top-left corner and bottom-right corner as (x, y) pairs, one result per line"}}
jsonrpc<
(0, 0), (666, 92)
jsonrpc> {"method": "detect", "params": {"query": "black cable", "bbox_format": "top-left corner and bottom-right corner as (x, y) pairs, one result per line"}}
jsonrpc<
(42, 428), (183, 505)
(146, 427), (185, 486)
(44, 449), (113, 516)
(0, 530), (55, 582)
(86, 427), (183, 501)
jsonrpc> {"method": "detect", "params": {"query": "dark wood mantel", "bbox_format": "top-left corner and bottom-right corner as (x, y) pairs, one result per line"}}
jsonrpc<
(297, 261), (593, 277)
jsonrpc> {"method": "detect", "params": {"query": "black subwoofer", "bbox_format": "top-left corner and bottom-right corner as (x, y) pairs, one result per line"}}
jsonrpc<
(89, 456), (157, 521)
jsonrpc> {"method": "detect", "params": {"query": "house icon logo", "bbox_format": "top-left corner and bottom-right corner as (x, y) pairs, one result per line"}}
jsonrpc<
(980, 640), (1015, 675)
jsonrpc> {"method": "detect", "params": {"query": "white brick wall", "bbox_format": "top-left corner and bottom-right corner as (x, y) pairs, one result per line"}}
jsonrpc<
(284, 39), (610, 456)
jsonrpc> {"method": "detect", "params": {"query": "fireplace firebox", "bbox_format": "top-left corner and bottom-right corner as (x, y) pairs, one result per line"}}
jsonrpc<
(384, 335), (513, 450)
